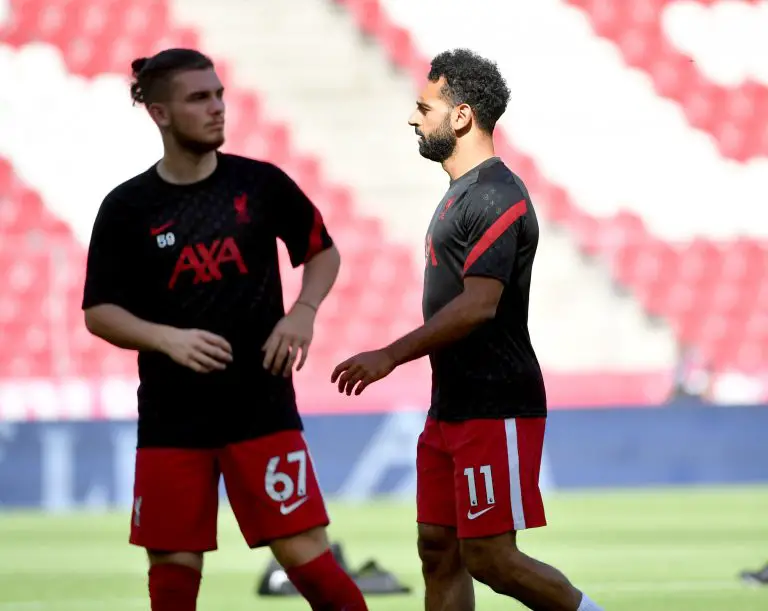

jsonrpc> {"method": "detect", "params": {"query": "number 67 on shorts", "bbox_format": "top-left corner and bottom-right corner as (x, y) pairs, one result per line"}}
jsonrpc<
(130, 431), (329, 551)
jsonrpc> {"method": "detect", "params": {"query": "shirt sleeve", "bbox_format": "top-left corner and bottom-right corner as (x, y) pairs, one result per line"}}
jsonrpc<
(81, 193), (140, 311)
(460, 183), (528, 284)
(266, 164), (334, 267)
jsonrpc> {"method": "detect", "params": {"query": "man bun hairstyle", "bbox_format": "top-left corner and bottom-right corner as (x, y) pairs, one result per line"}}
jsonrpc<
(130, 57), (149, 75)
(130, 48), (214, 106)
(428, 48), (511, 133)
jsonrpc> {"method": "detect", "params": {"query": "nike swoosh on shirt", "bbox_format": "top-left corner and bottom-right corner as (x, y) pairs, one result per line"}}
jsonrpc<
(467, 506), (495, 520)
(150, 221), (175, 236)
(280, 497), (310, 515)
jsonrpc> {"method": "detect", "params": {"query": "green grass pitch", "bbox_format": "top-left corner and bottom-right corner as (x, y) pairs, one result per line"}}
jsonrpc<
(1, 486), (766, 610)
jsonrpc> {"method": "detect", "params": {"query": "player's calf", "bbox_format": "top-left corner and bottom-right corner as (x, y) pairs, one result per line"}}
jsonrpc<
(418, 524), (475, 611)
(270, 526), (368, 610)
(146, 551), (203, 611)
(460, 534), (603, 611)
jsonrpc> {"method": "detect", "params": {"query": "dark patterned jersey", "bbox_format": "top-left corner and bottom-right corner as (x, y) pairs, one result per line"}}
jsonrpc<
(422, 157), (546, 421)
(82, 153), (333, 448)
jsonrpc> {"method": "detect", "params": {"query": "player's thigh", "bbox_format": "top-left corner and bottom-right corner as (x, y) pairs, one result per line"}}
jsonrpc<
(131, 447), (220, 552)
(220, 430), (329, 550)
(416, 416), (457, 529)
(443, 417), (547, 539)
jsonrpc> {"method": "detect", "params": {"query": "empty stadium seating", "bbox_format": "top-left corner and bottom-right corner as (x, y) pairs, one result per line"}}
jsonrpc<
(554, 0), (768, 372)
(1, 0), (767, 417)
(0, 158), (136, 379)
(566, 0), (768, 161)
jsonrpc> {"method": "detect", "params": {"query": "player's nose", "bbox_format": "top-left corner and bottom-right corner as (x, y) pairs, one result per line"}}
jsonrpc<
(211, 98), (225, 114)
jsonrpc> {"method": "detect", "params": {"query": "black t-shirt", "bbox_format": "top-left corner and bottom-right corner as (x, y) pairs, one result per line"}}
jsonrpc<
(82, 153), (333, 448)
(423, 157), (547, 421)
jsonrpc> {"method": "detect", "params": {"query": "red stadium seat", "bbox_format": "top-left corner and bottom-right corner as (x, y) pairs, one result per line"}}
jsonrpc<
(346, 0), (383, 37)
(287, 155), (323, 197)
(565, 0), (768, 161)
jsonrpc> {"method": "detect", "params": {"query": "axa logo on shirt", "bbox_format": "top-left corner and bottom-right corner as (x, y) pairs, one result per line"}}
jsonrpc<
(168, 237), (249, 289)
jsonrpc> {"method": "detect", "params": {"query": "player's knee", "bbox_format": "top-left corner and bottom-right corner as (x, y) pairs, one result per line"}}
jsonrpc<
(460, 536), (522, 591)
(270, 526), (330, 569)
(147, 550), (204, 572)
(460, 539), (494, 585)
(417, 524), (462, 578)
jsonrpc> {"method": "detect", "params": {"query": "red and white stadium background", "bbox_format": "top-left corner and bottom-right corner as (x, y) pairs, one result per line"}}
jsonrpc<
(2, 0), (768, 423)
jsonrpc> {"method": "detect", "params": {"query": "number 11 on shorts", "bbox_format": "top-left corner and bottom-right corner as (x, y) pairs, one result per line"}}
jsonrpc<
(464, 465), (495, 507)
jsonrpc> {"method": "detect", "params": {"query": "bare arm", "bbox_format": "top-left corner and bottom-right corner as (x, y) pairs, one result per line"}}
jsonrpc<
(263, 164), (340, 374)
(262, 245), (340, 375)
(84, 304), (233, 373)
(332, 183), (527, 395)
(383, 187), (528, 365)
(84, 304), (173, 352)
(292, 245), (341, 312)
(81, 192), (231, 373)
(269, 163), (339, 314)
(331, 277), (503, 395)
(385, 276), (503, 365)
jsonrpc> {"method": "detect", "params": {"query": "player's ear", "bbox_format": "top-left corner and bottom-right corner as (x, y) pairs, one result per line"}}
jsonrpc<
(147, 102), (172, 128)
(452, 103), (472, 131)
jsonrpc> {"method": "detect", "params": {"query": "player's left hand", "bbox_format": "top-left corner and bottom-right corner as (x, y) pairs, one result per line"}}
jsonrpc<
(331, 350), (396, 396)
(262, 303), (316, 377)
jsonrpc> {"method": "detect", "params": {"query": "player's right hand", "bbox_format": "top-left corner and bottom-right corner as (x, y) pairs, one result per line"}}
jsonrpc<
(160, 328), (233, 373)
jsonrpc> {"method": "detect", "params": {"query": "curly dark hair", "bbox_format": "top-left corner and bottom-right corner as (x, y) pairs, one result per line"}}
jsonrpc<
(427, 49), (510, 133)
(130, 48), (214, 106)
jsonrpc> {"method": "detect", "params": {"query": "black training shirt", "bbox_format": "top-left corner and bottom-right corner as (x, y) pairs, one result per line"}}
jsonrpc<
(422, 157), (547, 421)
(82, 153), (333, 447)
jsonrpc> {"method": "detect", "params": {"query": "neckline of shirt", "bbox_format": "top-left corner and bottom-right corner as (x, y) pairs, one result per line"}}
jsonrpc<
(150, 151), (225, 191)
(449, 156), (501, 186)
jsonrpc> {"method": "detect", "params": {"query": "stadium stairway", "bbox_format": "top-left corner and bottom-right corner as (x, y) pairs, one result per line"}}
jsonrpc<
(169, 0), (677, 374)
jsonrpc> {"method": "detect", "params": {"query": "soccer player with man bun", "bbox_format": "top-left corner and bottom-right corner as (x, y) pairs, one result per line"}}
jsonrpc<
(83, 48), (368, 611)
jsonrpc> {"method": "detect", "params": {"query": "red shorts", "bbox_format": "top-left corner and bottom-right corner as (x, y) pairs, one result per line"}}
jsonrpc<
(129, 430), (329, 552)
(416, 416), (547, 539)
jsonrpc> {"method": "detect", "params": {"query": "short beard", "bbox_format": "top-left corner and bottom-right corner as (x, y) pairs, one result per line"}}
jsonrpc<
(417, 115), (457, 162)
(171, 126), (224, 155)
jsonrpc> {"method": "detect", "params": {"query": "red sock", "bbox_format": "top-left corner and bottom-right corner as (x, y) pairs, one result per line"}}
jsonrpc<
(148, 563), (201, 611)
(287, 550), (368, 611)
